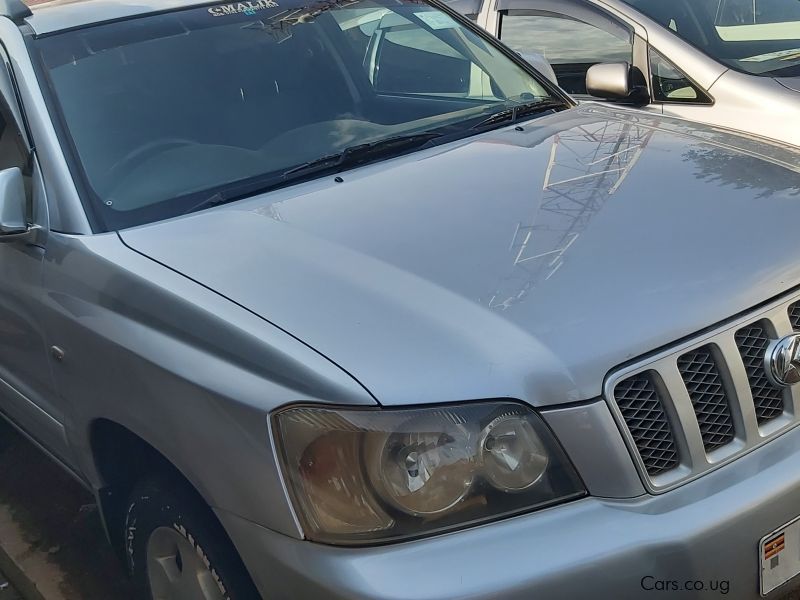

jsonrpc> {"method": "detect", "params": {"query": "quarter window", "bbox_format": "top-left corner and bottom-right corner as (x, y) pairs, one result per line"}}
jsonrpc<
(650, 48), (711, 104)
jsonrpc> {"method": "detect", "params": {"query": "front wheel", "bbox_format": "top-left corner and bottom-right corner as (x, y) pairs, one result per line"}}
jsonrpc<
(123, 475), (260, 600)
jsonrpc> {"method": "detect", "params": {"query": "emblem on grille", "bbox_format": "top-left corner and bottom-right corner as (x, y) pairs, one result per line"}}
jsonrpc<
(765, 334), (800, 387)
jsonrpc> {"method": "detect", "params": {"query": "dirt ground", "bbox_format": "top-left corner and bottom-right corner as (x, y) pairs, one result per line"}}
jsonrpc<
(0, 420), (134, 600)
(0, 576), (21, 600)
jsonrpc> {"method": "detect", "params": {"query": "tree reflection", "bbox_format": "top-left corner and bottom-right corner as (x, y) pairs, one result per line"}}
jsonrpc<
(683, 147), (800, 199)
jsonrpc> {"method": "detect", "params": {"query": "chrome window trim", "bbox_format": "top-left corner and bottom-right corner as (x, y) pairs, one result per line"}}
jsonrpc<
(604, 290), (800, 494)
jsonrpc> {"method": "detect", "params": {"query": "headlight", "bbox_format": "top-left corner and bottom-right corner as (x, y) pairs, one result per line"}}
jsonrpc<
(273, 402), (585, 545)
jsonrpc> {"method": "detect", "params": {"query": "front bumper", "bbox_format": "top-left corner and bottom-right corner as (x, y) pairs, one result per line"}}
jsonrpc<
(219, 417), (800, 600)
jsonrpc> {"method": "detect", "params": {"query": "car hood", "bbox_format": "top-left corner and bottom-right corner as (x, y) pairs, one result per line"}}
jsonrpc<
(120, 104), (800, 408)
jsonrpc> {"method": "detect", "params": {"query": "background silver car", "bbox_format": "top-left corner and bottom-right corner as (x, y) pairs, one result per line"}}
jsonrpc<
(459, 0), (800, 147)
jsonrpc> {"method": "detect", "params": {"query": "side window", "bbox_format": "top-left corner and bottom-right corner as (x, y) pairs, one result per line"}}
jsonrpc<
(337, 16), (379, 64)
(0, 111), (26, 173)
(498, 12), (632, 95)
(444, 0), (481, 22)
(650, 48), (711, 104)
(0, 54), (32, 217)
(376, 27), (472, 94)
(355, 12), (499, 99)
(0, 52), (26, 174)
(332, 7), (547, 102)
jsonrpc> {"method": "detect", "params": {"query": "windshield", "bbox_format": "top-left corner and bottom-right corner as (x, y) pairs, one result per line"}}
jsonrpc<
(623, 0), (800, 76)
(32, 0), (558, 230)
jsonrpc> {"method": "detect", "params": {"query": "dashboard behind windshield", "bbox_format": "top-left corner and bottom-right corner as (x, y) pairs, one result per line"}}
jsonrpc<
(623, 0), (800, 77)
(32, 0), (554, 230)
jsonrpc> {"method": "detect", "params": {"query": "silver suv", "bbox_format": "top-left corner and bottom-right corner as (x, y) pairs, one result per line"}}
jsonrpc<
(3, 0), (800, 599)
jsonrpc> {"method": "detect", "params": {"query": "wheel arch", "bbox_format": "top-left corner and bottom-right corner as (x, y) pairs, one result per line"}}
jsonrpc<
(89, 418), (210, 563)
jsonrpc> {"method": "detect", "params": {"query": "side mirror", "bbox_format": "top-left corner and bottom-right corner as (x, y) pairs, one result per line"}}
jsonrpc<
(517, 52), (558, 86)
(0, 167), (31, 242)
(586, 62), (648, 104)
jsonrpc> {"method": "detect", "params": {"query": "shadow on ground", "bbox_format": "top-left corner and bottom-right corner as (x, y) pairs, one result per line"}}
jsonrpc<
(0, 420), (134, 600)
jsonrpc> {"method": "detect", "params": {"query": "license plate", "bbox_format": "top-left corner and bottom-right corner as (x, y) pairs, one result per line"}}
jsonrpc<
(761, 517), (800, 596)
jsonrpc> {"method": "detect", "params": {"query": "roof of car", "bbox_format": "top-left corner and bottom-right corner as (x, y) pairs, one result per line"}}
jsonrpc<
(25, 0), (215, 34)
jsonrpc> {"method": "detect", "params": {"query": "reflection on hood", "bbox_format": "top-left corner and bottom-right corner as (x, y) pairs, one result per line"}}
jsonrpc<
(120, 104), (800, 406)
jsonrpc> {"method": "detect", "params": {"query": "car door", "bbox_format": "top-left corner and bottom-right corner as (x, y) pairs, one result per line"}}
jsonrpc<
(483, 0), (647, 97)
(481, 0), (715, 117)
(0, 44), (71, 463)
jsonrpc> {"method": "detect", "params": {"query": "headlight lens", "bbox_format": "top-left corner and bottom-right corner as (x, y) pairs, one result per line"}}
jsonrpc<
(480, 411), (549, 492)
(274, 402), (585, 545)
(367, 413), (475, 516)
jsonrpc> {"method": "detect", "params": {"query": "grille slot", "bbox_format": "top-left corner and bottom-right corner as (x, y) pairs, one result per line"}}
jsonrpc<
(614, 373), (678, 476)
(609, 296), (800, 492)
(677, 346), (734, 452)
(789, 301), (800, 330)
(735, 323), (784, 425)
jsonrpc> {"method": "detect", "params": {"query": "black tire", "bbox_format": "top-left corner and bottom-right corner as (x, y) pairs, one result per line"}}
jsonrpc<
(123, 474), (261, 600)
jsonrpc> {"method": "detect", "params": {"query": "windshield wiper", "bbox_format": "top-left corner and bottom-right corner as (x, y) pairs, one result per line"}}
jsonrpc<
(181, 132), (443, 216)
(181, 103), (567, 217)
(472, 99), (565, 130)
(283, 132), (443, 178)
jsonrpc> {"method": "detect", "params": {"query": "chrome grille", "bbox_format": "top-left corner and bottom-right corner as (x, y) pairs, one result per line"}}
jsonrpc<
(607, 293), (800, 493)
(614, 374), (678, 476)
(735, 323), (784, 424)
(789, 301), (800, 330)
(677, 347), (734, 451)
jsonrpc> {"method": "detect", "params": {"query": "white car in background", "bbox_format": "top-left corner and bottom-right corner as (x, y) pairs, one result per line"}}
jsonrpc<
(452, 0), (800, 147)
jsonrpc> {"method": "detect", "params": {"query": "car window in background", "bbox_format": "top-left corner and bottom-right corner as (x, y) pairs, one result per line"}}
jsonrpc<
(335, 10), (494, 95)
(623, 0), (800, 76)
(377, 27), (474, 94)
(499, 12), (632, 94)
(32, 0), (554, 230)
(650, 48), (712, 103)
(444, 0), (481, 22)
